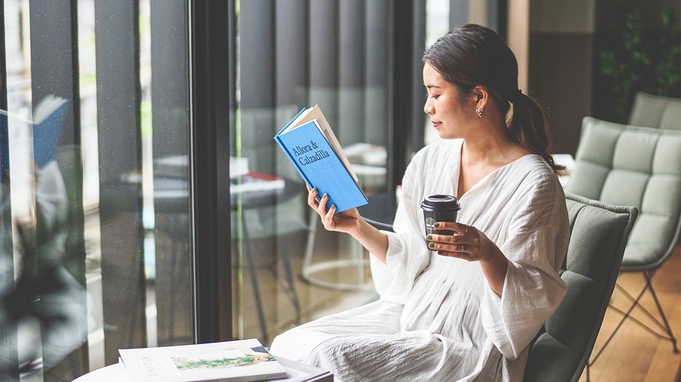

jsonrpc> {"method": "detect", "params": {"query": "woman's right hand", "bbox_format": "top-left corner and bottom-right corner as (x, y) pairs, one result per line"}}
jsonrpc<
(309, 186), (390, 263)
(308, 187), (363, 235)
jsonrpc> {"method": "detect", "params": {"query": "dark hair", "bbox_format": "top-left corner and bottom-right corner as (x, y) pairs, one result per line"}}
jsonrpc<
(422, 24), (563, 173)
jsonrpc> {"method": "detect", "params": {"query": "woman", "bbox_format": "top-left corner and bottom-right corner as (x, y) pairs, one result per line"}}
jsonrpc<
(270, 24), (569, 382)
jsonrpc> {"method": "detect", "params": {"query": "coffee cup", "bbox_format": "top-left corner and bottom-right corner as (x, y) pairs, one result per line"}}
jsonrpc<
(420, 194), (461, 237)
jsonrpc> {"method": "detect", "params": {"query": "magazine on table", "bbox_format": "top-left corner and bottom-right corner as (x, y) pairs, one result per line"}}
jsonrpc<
(118, 338), (288, 382)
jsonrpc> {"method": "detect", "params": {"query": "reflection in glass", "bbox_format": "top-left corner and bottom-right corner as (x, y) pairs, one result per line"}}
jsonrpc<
(0, 0), (192, 380)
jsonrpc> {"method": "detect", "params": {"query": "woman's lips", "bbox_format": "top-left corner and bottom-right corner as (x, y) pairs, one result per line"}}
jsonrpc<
(432, 121), (442, 128)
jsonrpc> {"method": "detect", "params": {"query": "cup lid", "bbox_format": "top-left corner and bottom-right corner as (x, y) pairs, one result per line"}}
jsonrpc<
(420, 194), (461, 211)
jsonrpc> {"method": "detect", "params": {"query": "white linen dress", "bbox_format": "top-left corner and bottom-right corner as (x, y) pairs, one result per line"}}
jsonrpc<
(270, 139), (570, 382)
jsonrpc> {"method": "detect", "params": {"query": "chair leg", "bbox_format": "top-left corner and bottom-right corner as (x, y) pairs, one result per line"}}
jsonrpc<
(301, 210), (318, 280)
(276, 238), (301, 324)
(590, 271), (679, 369)
(642, 271), (679, 353)
(612, 272), (679, 352)
(588, 280), (647, 367)
(241, 212), (269, 344)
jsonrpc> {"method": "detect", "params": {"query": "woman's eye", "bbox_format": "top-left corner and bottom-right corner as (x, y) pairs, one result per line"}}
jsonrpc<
(431, 94), (440, 100)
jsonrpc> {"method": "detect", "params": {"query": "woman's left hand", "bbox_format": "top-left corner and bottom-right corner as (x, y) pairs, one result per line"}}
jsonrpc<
(426, 222), (490, 262)
(426, 221), (508, 296)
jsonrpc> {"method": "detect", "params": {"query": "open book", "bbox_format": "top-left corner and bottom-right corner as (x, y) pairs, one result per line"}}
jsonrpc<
(118, 338), (288, 382)
(274, 105), (368, 212)
(0, 95), (69, 174)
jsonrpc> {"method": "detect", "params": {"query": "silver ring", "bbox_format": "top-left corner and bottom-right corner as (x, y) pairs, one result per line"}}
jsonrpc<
(460, 244), (465, 252)
(464, 226), (468, 234)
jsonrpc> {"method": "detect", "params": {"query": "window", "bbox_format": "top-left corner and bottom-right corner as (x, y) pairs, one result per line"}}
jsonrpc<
(1, 1), (191, 379)
(0, 0), (428, 380)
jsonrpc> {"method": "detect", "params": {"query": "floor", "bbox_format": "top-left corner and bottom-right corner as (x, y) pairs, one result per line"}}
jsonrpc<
(579, 243), (681, 382)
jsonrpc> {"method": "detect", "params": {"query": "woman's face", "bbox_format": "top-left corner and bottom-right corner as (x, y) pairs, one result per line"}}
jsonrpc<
(423, 63), (476, 139)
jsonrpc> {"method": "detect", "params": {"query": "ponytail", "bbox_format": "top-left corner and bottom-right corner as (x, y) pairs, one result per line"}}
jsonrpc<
(508, 92), (565, 173)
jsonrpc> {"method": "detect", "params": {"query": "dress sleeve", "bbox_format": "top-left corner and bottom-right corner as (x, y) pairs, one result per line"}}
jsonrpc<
(370, 150), (433, 304)
(480, 175), (569, 360)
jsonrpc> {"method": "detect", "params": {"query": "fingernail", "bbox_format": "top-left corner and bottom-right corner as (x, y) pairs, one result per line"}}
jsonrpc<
(323, 193), (328, 199)
(330, 204), (336, 210)
(433, 222), (440, 227)
(428, 242), (435, 248)
(426, 235), (433, 240)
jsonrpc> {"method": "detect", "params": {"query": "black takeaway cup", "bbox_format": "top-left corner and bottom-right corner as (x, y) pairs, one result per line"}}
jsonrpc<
(420, 194), (461, 238)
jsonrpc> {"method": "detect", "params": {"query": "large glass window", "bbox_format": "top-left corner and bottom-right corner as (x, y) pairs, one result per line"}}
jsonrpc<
(0, 0), (430, 380)
(0, 1), (191, 380)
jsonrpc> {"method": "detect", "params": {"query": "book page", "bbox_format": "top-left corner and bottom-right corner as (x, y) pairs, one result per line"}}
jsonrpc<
(34, 95), (68, 123)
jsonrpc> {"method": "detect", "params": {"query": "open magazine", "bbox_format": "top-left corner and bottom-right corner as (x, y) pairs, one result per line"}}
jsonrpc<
(118, 338), (288, 382)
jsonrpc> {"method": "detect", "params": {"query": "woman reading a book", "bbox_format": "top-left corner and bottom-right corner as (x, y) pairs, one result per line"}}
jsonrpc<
(270, 24), (569, 382)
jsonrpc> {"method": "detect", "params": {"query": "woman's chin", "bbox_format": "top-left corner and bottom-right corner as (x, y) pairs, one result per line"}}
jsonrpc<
(437, 131), (456, 140)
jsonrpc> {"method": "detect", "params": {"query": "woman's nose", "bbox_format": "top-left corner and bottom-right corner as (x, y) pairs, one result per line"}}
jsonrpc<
(424, 98), (433, 114)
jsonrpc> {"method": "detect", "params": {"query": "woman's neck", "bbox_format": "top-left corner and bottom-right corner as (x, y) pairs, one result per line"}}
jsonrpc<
(461, 119), (526, 168)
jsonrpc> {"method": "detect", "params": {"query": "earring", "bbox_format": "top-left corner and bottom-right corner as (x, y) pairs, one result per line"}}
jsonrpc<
(476, 107), (483, 118)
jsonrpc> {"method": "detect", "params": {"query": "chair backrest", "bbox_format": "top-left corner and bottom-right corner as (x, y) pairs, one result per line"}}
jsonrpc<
(628, 91), (681, 131)
(566, 117), (681, 272)
(523, 193), (638, 382)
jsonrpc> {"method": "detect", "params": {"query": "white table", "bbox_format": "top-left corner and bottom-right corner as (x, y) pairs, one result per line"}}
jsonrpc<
(72, 356), (333, 381)
(72, 363), (132, 382)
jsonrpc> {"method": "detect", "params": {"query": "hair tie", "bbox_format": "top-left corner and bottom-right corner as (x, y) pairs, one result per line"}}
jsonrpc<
(510, 89), (523, 103)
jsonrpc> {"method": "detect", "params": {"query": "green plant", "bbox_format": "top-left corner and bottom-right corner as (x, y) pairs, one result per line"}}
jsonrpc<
(598, 6), (681, 121)
(599, 10), (650, 119)
(655, 8), (681, 96)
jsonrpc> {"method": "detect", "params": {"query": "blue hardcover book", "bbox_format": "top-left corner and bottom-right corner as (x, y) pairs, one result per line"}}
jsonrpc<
(274, 105), (367, 212)
(0, 95), (69, 175)
(33, 95), (70, 169)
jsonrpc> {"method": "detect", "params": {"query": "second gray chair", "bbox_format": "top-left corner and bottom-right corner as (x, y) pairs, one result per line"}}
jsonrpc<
(628, 91), (681, 130)
(566, 117), (681, 366)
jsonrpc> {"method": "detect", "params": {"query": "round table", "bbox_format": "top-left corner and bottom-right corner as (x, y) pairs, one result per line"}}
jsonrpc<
(72, 363), (131, 381)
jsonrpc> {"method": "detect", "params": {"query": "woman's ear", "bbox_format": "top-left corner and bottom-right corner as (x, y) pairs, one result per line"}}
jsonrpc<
(472, 85), (489, 112)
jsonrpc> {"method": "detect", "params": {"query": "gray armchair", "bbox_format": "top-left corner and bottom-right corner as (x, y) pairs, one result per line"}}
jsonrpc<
(628, 92), (681, 131)
(523, 193), (637, 382)
(565, 117), (681, 370)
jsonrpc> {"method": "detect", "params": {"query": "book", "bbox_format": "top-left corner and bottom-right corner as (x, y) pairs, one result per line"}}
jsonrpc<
(274, 105), (367, 212)
(118, 338), (288, 382)
(231, 171), (285, 194)
(0, 95), (70, 178)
